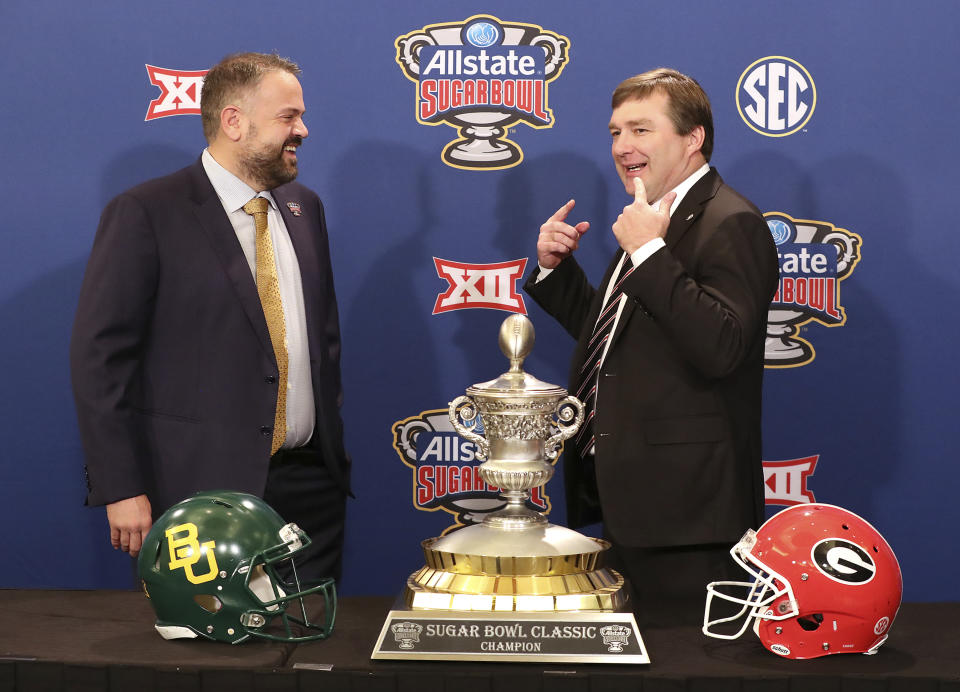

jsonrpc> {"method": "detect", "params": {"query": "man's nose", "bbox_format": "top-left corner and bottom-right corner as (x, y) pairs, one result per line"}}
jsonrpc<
(613, 136), (633, 156)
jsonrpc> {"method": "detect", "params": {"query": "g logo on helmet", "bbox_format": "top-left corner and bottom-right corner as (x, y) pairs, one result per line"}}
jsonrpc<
(165, 522), (219, 584)
(812, 538), (876, 585)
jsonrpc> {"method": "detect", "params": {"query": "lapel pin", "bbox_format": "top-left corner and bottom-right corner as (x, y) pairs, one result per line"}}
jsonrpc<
(686, 213), (694, 221)
(286, 201), (303, 217)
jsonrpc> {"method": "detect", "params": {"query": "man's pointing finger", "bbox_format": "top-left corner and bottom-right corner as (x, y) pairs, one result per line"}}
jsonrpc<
(548, 199), (577, 223)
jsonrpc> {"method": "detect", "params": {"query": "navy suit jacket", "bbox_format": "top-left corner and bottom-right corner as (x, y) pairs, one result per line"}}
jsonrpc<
(525, 169), (778, 548)
(71, 158), (350, 516)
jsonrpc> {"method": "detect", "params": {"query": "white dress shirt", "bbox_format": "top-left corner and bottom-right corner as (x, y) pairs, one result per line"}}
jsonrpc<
(201, 149), (315, 448)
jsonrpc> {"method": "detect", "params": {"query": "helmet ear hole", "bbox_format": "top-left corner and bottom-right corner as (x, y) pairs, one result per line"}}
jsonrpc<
(797, 613), (823, 631)
(193, 594), (223, 613)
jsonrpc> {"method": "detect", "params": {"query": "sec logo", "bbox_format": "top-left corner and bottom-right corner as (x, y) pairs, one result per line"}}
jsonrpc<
(737, 56), (816, 136)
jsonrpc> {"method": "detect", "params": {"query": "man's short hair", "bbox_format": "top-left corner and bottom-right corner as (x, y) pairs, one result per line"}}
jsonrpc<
(200, 52), (301, 143)
(611, 68), (714, 162)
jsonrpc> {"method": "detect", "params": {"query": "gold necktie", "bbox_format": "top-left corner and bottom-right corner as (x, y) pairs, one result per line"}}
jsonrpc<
(242, 196), (287, 455)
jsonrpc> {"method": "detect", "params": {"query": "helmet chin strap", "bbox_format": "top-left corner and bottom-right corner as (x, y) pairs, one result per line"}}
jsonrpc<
(248, 564), (287, 609)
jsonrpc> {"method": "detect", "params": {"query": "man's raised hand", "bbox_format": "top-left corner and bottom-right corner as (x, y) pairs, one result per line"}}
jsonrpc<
(536, 199), (590, 269)
(612, 178), (676, 254)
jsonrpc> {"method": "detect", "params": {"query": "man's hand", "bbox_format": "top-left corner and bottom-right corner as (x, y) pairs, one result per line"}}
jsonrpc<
(106, 494), (152, 558)
(536, 199), (590, 269)
(612, 177), (676, 255)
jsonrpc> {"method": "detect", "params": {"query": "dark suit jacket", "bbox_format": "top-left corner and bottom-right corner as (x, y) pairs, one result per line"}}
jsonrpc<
(525, 168), (778, 548)
(71, 158), (351, 516)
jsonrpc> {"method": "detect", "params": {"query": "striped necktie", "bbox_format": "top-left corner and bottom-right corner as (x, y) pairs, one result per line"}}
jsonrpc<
(573, 253), (636, 457)
(242, 196), (288, 455)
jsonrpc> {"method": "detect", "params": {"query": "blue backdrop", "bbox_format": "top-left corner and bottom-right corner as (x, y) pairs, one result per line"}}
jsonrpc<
(1, 0), (956, 602)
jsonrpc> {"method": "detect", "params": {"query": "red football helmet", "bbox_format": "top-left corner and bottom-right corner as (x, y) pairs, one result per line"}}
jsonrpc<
(703, 503), (902, 659)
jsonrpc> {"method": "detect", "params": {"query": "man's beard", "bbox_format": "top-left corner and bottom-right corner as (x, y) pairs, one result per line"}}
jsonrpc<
(240, 126), (302, 190)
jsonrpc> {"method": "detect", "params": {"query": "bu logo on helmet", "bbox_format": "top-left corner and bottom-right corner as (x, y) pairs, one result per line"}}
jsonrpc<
(165, 522), (219, 584)
(812, 538), (876, 585)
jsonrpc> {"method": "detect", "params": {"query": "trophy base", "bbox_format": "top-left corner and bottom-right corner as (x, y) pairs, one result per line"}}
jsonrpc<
(406, 529), (627, 612)
(371, 609), (649, 663)
(370, 524), (647, 663)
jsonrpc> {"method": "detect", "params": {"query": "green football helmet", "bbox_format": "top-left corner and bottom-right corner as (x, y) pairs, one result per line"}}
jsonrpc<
(138, 490), (336, 643)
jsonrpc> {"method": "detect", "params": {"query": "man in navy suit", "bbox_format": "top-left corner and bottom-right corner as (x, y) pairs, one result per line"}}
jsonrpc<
(525, 69), (778, 623)
(71, 52), (351, 583)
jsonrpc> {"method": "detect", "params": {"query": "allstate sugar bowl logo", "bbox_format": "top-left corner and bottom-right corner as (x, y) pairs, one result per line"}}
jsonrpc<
(392, 409), (552, 531)
(737, 56), (816, 136)
(396, 14), (570, 170)
(765, 213), (862, 368)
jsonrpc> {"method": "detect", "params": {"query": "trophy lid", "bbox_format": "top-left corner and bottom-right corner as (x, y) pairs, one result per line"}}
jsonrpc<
(466, 315), (566, 396)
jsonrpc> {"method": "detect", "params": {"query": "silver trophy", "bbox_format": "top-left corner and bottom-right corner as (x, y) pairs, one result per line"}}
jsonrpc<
(403, 315), (627, 612)
(373, 315), (648, 664)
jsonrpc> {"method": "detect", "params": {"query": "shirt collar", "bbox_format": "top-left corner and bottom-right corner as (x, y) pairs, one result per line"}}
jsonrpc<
(201, 149), (278, 213)
(655, 163), (710, 217)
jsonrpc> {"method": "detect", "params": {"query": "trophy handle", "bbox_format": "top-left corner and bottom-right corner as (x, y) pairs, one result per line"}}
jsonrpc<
(448, 395), (489, 460)
(543, 395), (584, 460)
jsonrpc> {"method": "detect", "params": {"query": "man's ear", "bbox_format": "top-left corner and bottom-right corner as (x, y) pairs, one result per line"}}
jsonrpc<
(687, 125), (705, 155)
(219, 105), (243, 143)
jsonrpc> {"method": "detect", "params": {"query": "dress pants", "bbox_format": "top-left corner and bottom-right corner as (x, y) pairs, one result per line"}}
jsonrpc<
(264, 447), (347, 586)
(604, 536), (736, 628)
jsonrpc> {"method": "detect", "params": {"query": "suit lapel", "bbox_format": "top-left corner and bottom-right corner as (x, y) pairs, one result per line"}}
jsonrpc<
(273, 188), (321, 336)
(604, 168), (721, 352)
(665, 167), (721, 250)
(187, 161), (275, 361)
(274, 187), (327, 374)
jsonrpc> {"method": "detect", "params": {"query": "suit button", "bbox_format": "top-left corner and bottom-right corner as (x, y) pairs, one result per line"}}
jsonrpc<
(260, 426), (272, 437)
(265, 375), (276, 384)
